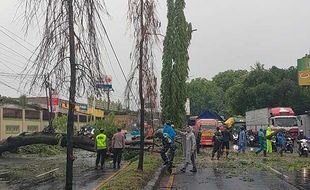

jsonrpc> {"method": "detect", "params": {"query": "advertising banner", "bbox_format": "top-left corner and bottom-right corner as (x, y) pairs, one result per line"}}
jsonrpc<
(297, 57), (310, 86)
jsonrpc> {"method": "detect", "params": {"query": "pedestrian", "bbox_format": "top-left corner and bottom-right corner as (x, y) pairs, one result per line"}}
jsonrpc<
(112, 128), (125, 169)
(161, 120), (176, 166)
(276, 130), (286, 157)
(194, 128), (202, 154)
(95, 129), (107, 169)
(222, 126), (230, 158)
(266, 126), (273, 153)
(238, 126), (246, 154)
(212, 127), (223, 160)
(256, 128), (267, 157)
(179, 126), (197, 173)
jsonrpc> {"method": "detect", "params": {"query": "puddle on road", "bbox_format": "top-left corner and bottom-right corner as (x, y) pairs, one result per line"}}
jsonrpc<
(292, 168), (310, 190)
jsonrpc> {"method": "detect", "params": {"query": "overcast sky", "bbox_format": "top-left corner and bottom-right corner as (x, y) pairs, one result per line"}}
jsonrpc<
(0, 0), (310, 106)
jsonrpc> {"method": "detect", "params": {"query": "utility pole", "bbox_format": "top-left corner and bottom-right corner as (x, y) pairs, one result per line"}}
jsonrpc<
(107, 90), (110, 111)
(45, 75), (53, 127)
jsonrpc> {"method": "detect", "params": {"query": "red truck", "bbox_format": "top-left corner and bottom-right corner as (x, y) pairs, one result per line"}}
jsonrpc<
(246, 107), (300, 139)
(194, 119), (221, 146)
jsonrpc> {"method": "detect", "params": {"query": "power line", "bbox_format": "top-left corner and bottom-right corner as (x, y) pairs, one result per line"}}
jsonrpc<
(0, 60), (17, 73)
(0, 25), (36, 48)
(0, 27), (35, 54)
(0, 41), (31, 62)
(0, 80), (23, 94)
(0, 55), (25, 69)
(95, 10), (139, 108)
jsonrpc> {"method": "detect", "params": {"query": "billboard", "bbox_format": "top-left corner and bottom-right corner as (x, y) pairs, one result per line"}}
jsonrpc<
(297, 56), (310, 86)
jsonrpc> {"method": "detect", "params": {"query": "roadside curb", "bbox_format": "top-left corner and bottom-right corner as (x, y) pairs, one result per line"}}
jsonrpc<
(143, 165), (165, 190)
(93, 162), (130, 190)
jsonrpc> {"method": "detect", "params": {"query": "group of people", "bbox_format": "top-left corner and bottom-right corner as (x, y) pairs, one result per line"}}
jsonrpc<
(95, 128), (125, 170)
(160, 120), (198, 173)
(210, 125), (248, 160)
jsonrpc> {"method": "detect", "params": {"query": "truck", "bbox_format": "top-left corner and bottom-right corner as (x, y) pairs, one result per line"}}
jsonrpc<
(246, 107), (300, 139)
(194, 118), (221, 146)
(298, 114), (310, 138)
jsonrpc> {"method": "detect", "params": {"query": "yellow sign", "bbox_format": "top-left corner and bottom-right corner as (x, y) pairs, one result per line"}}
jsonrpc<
(298, 57), (310, 86)
(87, 107), (104, 118)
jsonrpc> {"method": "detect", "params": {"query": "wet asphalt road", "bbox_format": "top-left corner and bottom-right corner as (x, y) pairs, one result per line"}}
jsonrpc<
(158, 167), (299, 190)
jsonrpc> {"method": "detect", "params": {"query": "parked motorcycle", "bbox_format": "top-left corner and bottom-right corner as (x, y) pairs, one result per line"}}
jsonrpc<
(285, 137), (294, 153)
(297, 139), (309, 157)
(247, 134), (255, 147)
(271, 136), (277, 152)
(232, 132), (238, 145)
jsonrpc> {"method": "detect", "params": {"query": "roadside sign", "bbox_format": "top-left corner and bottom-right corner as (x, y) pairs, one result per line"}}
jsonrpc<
(297, 56), (310, 86)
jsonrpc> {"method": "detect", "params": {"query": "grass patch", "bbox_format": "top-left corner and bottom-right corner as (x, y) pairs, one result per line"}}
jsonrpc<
(18, 144), (65, 156)
(101, 153), (162, 190)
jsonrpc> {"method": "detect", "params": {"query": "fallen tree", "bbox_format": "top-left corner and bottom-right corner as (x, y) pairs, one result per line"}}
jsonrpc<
(0, 131), (160, 156)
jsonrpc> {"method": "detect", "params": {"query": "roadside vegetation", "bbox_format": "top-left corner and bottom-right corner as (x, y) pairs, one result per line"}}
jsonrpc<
(187, 63), (310, 117)
(101, 153), (162, 190)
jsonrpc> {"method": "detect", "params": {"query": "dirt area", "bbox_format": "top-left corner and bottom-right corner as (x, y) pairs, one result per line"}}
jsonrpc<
(0, 150), (118, 190)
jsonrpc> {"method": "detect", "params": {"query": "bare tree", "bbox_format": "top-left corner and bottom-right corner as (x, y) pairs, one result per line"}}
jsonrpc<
(127, 0), (160, 170)
(21, 0), (108, 189)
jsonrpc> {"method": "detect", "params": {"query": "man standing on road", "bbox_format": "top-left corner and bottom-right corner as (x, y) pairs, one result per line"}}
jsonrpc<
(95, 129), (107, 170)
(112, 128), (125, 169)
(238, 126), (246, 154)
(180, 126), (197, 173)
(256, 128), (267, 157)
(161, 120), (176, 166)
(266, 126), (273, 153)
(194, 128), (202, 154)
(222, 126), (230, 158)
(211, 127), (223, 160)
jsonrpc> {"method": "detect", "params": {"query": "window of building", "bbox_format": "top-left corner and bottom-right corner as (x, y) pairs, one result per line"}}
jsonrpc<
(25, 110), (40, 120)
(27, 125), (39, 132)
(6, 125), (20, 134)
(79, 115), (87, 122)
(3, 108), (22, 119)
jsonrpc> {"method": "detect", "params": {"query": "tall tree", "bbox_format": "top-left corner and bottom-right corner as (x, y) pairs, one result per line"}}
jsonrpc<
(127, 0), (160, 170)
(22, 1), (108, 189)
(161, 0), (192, 128)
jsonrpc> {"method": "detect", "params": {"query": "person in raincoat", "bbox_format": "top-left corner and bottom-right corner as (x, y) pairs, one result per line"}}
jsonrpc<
(238, 126), (246, 154)
(256, 128), (267, 157)
(276, 130), (286, 157)
(212, 127), (223, 160)
(266, 126), (273, 153)
(179, 126), (197, 173)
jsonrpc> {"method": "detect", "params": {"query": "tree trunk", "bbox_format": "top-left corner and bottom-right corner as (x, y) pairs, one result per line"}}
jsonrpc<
(138, 0), (145, 171)
(66, 0), (76, 189)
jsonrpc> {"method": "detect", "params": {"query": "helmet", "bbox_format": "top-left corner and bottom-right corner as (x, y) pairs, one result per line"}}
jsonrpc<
(300, 130), (304, 134)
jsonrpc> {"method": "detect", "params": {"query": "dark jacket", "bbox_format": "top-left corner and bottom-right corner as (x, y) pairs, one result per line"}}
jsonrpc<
(222, 129), (230, 142)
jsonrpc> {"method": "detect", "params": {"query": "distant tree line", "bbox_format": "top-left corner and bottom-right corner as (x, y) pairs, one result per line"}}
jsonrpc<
(186, 63), (310, 118)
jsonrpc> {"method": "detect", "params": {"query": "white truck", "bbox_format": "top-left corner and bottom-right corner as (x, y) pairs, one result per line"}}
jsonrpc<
(246, 107), (300, 139)
(298, 114), (310, 138)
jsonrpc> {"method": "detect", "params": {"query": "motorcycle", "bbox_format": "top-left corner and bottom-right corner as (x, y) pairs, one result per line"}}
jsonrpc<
(247, 134), (255, 147)
(285, 137), (294, 153)
(297, 139), (309, 157)
(232, 132), (239, 145)
(271, 136), (278, 152)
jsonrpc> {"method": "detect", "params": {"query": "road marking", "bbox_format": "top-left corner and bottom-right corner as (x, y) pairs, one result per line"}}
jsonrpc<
(92, 163), (129, 190)
(266, 166), (289, 179)
(166, 174), (175, 190)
